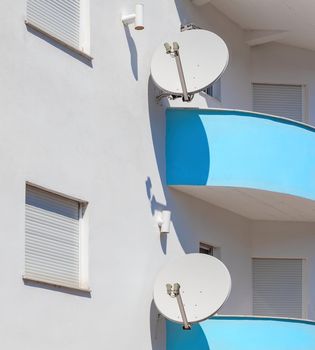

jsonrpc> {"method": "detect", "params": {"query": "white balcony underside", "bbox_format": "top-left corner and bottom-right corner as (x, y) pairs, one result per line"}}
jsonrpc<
(197, 0), (315, 51)
(173, 186), (315, 221)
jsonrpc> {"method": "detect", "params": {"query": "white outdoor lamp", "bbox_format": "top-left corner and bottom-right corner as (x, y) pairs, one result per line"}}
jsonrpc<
(122, 4), (144, 30)
(157, 210), (171, 234)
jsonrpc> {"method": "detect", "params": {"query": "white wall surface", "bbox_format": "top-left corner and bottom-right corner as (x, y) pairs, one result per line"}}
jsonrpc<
(0, 1), (254, 349)
(1, 0), (315, 349)
(251, 42), (315, 125)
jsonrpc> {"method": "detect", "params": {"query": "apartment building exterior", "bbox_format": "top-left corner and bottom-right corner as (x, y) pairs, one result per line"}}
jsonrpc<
(1, 0), (315, 349)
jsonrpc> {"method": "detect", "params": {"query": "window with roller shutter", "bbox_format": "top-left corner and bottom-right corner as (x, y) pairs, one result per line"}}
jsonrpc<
(25, 0), (90, 56)
(24, 184), (89, 290)
(252, 258), (304, 318)
(253, 83), (304, 122)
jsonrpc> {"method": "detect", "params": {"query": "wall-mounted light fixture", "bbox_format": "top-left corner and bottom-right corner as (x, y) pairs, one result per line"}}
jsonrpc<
(121, 4), (144, 30)
(157, 210), (171, 234)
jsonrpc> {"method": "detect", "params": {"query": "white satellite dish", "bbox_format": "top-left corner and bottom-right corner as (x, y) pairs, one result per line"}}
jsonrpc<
(153, 253), (231, 329)
(151, 29), (229, 101)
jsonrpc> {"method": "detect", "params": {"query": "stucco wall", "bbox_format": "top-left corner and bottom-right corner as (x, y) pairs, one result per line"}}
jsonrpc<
(2, 0), (315, 348)
(0, 0), (254, 349)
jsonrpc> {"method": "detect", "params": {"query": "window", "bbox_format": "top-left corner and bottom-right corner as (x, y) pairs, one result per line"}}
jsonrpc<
(24, 184), (89, 290)
(252, 258), (303, 318)
(205, 79), (221, 101)
(253, 83), (304, 121)
(199, 242), (214, 255)
(199, 242), (221, 259)
(26, 0), (90, 56)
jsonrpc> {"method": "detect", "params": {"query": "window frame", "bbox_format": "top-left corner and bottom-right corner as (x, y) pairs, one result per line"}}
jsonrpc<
(252, 257), (308, 319)
(204, 78), (221, 101)
(23, 182), (90, 292)
(252, 82), (308, 123)
(25, 0), (92, 59)
(199, 242), (214, 256)
(199, 242), (221, 259)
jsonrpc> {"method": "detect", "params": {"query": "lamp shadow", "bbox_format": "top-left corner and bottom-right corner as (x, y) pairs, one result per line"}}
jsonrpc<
(124, 25), (138, 80)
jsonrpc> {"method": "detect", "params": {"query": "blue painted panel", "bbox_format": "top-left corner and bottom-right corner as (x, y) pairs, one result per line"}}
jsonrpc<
(167, 317), (315, 350)
(166, 109), (315, 200)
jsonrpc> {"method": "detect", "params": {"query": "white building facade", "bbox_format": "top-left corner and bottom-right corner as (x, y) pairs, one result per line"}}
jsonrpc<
(1, 0), (315, 349)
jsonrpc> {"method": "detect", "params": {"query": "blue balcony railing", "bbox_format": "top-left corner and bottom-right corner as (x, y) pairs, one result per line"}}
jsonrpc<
(166, 108), (315, 219)
(167, 316), (315, 350)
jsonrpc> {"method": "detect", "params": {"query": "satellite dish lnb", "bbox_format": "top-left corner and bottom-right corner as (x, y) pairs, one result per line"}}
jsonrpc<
(151, 29), (229, 102)
(153, 253), (231, 330)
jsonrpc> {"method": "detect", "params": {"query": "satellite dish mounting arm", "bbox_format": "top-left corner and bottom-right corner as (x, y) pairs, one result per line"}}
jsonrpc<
(162, 42), (193, 102)
(166, 283), (191, 330)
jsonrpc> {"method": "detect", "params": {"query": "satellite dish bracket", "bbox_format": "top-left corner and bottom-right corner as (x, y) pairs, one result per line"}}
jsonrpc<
(166, 283), (191, 330)
(156, 92), (194, 102)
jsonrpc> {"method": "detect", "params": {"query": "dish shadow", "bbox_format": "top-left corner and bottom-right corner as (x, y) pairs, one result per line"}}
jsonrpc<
(150, 301), (166, 350)
(146, 76), (210, 254)
(166, 320), (211, 350)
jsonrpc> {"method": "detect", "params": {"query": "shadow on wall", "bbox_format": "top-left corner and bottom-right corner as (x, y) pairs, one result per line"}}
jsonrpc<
(150, 301), (166, 350)
(25, 25), (93, 67)
(145, 0), (215, 256)
(146, 77), (210, 255)
(167, 320), (210, 350)
(123, 25), (138, 80)
(173, 0), (203, 28)
(146, 4), (212, 346)
(173, 0), (192, 25)
(166, 108), (210, 185)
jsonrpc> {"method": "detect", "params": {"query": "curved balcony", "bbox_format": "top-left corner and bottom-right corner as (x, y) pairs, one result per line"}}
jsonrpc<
(167, 316), (315, 350)
(166, 108), (315, 220)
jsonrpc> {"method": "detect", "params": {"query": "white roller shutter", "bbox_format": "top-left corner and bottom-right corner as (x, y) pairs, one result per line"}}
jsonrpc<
(253, 258), (303, 318)
(25, 185), (81, 289)
(26, 0), (81, 50)
(253, 83), (303, 121)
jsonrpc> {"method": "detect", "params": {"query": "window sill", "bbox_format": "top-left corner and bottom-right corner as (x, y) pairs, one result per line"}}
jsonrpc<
(22, 276), (91, 293)
(25, 20), (93, 61)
